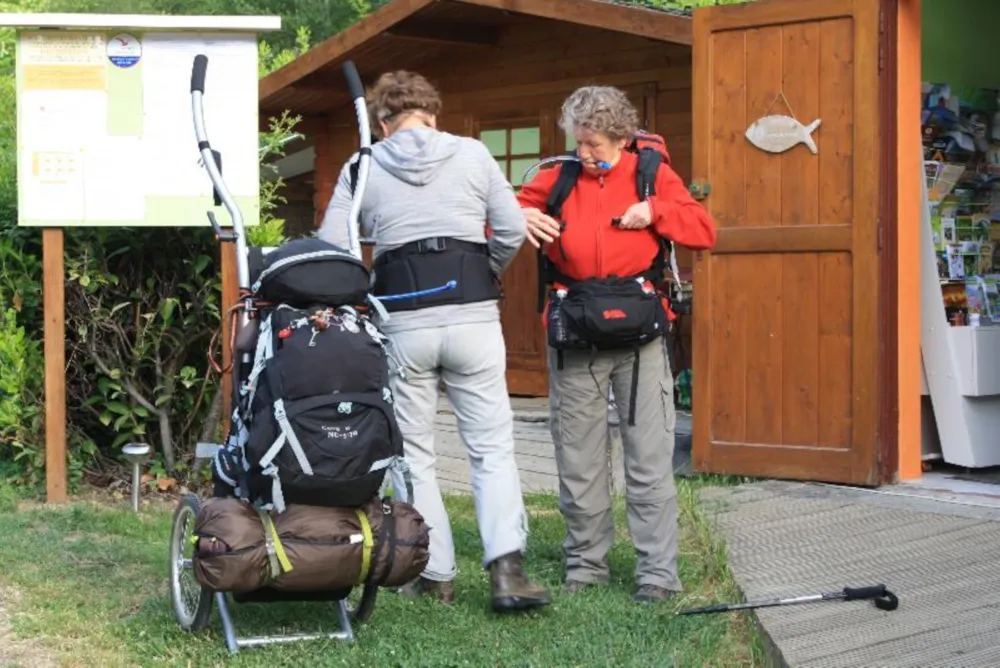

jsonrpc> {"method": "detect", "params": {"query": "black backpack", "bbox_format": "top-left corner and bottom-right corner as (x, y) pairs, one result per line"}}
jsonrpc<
(536, 132), (683, 313)
(212, 237), (404, 512)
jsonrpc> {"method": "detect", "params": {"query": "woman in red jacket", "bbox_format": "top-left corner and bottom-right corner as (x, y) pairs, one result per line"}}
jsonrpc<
(517, 85), (716, 604)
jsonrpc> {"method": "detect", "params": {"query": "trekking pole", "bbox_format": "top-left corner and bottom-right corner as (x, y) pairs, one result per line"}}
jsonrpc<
(342, 60), (369, 262)
(677, 584), (899, 616)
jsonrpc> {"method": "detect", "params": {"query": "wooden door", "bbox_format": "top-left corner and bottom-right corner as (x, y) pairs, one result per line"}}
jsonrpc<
(691, 0), (887, 485)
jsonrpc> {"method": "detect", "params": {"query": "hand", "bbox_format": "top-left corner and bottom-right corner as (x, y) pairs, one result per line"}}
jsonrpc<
(523, 207), (561, 248)
(617, 201), (652, 230)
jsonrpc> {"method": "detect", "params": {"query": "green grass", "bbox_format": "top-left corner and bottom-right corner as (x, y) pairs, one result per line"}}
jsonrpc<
(0, 477), (763, 667)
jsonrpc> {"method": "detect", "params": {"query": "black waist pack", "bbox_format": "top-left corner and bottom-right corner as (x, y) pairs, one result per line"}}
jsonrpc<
(547, 276), (667, 351)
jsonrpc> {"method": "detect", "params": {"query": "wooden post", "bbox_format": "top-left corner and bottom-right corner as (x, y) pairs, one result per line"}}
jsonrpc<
(43, 228), (67, 504)
(219, 243), (239, 437)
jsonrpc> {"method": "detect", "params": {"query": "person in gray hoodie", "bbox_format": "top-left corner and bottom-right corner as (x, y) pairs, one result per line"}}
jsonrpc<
(317, 70), (550, 613)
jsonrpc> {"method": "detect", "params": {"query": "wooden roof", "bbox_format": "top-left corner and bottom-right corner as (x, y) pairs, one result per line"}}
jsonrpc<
(259, 0), (692, 116)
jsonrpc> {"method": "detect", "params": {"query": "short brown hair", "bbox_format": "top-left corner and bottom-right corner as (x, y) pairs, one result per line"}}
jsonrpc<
(367, 70), (442, 131)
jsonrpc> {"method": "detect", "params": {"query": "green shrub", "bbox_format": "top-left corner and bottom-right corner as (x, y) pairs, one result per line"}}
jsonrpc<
(0, 308), (44, 485)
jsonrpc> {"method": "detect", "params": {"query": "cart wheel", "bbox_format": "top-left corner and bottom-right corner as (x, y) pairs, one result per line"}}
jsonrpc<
(349, 581), (379, 625)
(170, 494), (213, 632)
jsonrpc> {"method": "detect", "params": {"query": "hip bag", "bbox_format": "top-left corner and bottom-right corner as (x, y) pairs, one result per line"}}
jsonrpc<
(548, 276), (667, 351)
(547, 276), (668, 426)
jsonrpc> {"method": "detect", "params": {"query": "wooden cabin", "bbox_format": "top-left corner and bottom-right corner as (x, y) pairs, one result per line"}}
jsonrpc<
(258, 0), (696, 398)
(259, 0), (924, 490)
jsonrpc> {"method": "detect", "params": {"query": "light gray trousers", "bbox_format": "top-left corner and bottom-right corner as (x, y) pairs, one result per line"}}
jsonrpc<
(548, 336), (681, 591)
(388, 320), (528, 581)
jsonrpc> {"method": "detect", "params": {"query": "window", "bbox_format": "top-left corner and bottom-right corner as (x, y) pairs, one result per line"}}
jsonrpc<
(479, 125), (540, 189)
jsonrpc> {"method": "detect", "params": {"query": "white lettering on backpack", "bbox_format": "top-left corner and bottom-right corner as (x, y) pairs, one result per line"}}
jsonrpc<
(323, 427), (359, 440)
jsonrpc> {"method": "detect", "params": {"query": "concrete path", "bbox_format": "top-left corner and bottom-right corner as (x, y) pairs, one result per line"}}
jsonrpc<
(698, 480), (1000, 668)
(433, 394), (693, 494)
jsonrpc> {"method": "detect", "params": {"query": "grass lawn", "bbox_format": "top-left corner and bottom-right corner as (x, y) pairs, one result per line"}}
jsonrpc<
(0, 477), (763, 667)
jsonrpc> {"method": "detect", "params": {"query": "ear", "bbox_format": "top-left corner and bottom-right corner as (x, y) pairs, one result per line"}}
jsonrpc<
(616, 137), (629, 151)
(427, 114), (438, 129)
(379, 120), (391, 138)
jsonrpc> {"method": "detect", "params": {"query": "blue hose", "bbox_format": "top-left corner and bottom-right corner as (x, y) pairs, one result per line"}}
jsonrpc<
(376, 280), (458, 302)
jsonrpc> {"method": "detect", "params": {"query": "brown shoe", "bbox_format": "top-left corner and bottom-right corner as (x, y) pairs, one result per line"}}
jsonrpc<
(634, 584), (678, 604)
(398, 576), (455, 604)
(488, 552), (551, 613)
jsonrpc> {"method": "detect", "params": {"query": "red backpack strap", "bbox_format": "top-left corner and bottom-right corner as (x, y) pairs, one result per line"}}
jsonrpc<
(629, 131), (670, 201)
(631, 131), (671, 165)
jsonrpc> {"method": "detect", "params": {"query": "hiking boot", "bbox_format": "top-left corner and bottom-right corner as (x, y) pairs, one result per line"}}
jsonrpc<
(634, 584), (677, 604)
(488, 552), (551, 612)
(398, 576), (455, 604)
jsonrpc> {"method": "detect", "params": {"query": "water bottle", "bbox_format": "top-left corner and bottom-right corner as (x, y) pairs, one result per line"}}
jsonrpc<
(549, 289), (569, 346)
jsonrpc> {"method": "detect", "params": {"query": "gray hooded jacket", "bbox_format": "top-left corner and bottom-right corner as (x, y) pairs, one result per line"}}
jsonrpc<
(317, 126), (527, 334)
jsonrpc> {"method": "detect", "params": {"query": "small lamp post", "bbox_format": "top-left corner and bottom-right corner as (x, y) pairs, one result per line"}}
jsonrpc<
(121, 443), (151, 513)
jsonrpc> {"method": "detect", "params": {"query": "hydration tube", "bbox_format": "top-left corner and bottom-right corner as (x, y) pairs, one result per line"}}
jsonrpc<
(520, 154), (611, 185)
(376, 280), (458, 302)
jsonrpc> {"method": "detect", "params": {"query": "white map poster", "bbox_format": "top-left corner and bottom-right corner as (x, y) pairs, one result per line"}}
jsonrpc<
(16, 28), (261, 227)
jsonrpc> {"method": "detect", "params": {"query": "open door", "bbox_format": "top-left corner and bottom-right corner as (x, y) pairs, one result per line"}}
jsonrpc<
(691, 0), (888, 485)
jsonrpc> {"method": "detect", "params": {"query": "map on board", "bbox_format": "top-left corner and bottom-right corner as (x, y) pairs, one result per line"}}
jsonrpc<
(16, 30), (260, 227)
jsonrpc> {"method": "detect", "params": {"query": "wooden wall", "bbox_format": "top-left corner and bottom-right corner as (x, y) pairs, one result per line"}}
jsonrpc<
(305, 19), (695, 391)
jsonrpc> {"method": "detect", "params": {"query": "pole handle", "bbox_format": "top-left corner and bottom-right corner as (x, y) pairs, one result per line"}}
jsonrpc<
(191, 54), (208, 93)
(843, 584), (899, 611)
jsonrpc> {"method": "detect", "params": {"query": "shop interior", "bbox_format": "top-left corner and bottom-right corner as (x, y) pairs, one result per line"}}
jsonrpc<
(917, 0), (1000, 494)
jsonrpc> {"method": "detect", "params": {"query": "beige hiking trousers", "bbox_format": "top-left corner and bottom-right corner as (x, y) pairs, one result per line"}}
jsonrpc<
(548, 336), (681, 591)
(388, 320), (529, 581)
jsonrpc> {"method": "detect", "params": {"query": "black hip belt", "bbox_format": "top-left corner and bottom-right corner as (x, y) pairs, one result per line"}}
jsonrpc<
(373, 236), (500, 313)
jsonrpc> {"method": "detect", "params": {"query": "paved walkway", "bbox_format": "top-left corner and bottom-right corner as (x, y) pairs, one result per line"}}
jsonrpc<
(698, 480), (1000, 668)
(432, 394), (693, 494)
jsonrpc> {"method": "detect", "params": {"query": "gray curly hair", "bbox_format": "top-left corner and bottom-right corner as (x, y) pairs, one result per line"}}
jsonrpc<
(559, 85), (639, 142)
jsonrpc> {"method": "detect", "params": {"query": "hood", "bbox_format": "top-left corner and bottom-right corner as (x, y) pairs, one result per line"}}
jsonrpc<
(372, 126), (461, 186)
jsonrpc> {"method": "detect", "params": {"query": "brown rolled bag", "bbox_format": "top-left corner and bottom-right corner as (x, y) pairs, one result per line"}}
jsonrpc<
(191, 495), (430, 594)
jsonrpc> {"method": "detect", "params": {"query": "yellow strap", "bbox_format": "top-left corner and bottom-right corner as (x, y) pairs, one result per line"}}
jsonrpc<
(355, 508), (374, 584)
(260, 511), (294, 575)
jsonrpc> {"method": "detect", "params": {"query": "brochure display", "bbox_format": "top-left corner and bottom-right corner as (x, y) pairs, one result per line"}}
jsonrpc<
(921, 81), (1000, 467)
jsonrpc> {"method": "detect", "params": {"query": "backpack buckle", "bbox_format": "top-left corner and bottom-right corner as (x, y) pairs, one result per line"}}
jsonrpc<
(416, 237), (447, 253)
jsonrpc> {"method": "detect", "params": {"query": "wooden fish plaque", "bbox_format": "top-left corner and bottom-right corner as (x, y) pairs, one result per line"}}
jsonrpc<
(745, 115), (821, 154)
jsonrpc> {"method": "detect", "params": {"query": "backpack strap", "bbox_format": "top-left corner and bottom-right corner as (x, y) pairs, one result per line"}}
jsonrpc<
(635, 146), (662, 201)
(348, 140), (378, 196)
(544, 155), (583, 219)
(634, 146), (683, 294)
(348, 154), (361, 196)
(537, 156), (582, 312)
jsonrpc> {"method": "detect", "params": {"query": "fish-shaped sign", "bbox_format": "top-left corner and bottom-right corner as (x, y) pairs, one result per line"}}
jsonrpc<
(745, 115), (822, 154)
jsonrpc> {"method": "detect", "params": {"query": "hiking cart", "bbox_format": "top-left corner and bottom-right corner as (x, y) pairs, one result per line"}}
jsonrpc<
(168, 54), (391, 654)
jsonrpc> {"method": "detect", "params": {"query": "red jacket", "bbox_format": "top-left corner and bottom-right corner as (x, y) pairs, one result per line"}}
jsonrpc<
(516, 150), (717, 283)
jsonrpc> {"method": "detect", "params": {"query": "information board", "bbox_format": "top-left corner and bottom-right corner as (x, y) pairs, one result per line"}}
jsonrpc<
(16, 29), (261, 227)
